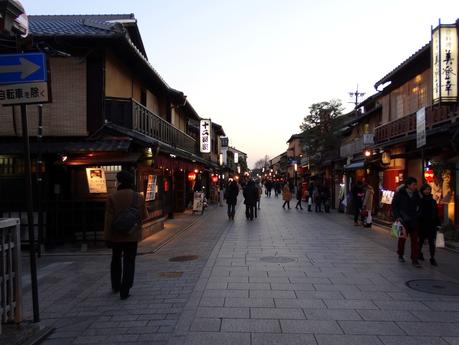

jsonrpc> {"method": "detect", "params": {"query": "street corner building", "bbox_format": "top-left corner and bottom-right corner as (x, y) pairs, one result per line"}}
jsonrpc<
(0, 14), (233, 246)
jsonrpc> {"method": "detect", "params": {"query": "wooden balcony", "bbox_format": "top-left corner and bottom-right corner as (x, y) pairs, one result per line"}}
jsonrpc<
(105, 98), (197, 153)
(374, 105), (457, 144)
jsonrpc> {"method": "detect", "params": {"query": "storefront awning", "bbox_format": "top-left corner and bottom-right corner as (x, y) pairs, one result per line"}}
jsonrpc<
(0, 138), (132, 155)
(63, 152), (141, 166)
(344, 160), (365, 170)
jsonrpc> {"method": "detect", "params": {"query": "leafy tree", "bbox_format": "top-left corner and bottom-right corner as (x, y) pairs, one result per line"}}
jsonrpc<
(253, 155), (270, 170)
(300, 99), (344, 164)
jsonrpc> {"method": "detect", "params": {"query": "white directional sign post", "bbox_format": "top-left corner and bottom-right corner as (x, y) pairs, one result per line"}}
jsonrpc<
(0, 52), (50, 323)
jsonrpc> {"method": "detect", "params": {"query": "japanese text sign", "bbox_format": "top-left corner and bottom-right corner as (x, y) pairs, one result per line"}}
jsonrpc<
(432, 25), (458, 103)
(200, 119), (211, 153)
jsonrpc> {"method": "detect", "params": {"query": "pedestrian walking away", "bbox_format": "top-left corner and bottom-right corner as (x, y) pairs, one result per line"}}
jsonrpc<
(314, 183), (322, 213)
(266, 180), (273, 197)
(282, 183), (292, 209)
(321, 184), (331, 213)
(256, 182), (262, 210)
(308, 181), (314, 212)
(391, 177), (421, 267)
(243, 179), (258, 220)
(418, 184), (441, 266)
(295, 183), (303, 210)
(362, 182), (374, 227)
(351, 181), (364, 225)
(225, 178), (239, 220)
(104, 170), (148, 300)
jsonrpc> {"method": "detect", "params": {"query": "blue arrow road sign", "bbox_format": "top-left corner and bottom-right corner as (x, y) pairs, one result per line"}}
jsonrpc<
(0, 53), (47, 85)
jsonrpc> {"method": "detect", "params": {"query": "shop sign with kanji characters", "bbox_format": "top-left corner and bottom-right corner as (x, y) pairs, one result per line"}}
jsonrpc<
(200, 119), (211, 153)
(432, 24), (458, 103)
(0, 52), (50, 105)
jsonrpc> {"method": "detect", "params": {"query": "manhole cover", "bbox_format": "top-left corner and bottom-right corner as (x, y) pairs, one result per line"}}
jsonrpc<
(159, 272), (183, 278)
(260, 256), (296, 263)
(406, 279), (459, 296)
(169, 255), (199, 262)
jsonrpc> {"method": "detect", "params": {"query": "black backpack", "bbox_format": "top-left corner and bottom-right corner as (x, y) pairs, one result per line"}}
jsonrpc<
(111, 192), (141, 236)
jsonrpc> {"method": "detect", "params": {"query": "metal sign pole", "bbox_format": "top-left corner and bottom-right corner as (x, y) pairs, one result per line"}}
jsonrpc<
(20, 103), (40, 322)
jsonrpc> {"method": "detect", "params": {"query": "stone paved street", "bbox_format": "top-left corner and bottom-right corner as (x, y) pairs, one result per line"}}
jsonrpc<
(20, 195), (459, 345)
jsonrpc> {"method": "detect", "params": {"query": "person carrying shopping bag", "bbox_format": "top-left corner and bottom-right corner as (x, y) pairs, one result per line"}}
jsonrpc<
(418, 184), (441, 266)
(391, 177), (421, 267)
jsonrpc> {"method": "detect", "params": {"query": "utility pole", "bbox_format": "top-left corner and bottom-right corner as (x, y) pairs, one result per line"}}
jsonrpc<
(349, 84), (366, 107)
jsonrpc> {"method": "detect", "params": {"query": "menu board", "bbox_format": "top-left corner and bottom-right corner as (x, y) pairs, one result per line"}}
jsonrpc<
(145, 175), (157, 202)
(381, 190), (394, 205)
(86, 168), (107, 193)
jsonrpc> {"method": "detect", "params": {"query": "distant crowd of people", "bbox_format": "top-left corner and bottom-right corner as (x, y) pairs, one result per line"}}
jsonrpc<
(102, 170), (443, 301)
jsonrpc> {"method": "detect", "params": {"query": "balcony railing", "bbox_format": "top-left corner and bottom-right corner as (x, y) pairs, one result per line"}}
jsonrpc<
(374, 105), (456, 144)
(105, 98), (197, 153)
(340, 137), (365, 157)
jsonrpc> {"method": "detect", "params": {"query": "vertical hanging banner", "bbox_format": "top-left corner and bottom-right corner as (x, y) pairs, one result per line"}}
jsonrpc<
(432, 24), (458, 103)
(200, 119), (211, 153)
(220, 137), (228, 165)
(416, 107), (426, 148)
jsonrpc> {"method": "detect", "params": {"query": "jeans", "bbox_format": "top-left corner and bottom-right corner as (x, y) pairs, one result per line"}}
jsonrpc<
(419, 229), (436, 259)
(111, 242), (138, 298)
(315, 201), (322, 212)
(246, 205), (254, 219)
(295, 199), (302, 209)
(353, 201), (362, 223)
(397, 223), (419, 263)
(227, 203), (236, 218)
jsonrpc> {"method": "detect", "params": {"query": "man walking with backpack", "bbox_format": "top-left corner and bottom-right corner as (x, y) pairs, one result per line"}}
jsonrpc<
(104, 170), (148, 299)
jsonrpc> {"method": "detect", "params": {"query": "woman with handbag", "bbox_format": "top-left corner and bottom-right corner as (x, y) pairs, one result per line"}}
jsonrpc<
(418, 184), (441, 266)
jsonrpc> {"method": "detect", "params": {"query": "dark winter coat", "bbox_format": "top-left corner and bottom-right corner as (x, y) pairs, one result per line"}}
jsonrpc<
(225, 181), (239, 205)
(243, 181), (258, 206)
(391, 186), (420, 231)
(351, 184), (364, 205)
(104, 189), (148, 242)
(296, 185), (303, 200)
(418, 194), (441, 235)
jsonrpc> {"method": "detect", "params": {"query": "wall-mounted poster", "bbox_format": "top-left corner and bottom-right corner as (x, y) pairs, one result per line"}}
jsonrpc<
(145, 175), (157, 202)
(86, 167), (107, 193)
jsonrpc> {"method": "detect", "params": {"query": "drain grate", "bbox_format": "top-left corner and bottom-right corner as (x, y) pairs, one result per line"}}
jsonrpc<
(406, 279), (459, 296)
(159, 272), (183, 278)
(169, 255), (199, 262)
(260, 256), (296, 263)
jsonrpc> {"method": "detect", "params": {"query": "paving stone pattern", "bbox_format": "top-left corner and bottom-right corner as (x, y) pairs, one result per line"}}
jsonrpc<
(19, 195), (459, 345)
(20, 208), (231, 345)
(168, 196), (459, 345)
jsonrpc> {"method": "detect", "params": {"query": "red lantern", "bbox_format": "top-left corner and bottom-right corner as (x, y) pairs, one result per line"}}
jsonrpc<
(211, 175), (219, 183)
(188, 172), (196, 182)
(424, 169), (434, 183)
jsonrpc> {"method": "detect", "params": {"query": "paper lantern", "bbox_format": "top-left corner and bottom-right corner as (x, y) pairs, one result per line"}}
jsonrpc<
(187, 172), (196, 182)
(424, 169), (434, 183)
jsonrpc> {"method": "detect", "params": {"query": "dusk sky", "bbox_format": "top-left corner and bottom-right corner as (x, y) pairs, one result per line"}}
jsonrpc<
(21, 0), (459, 167)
